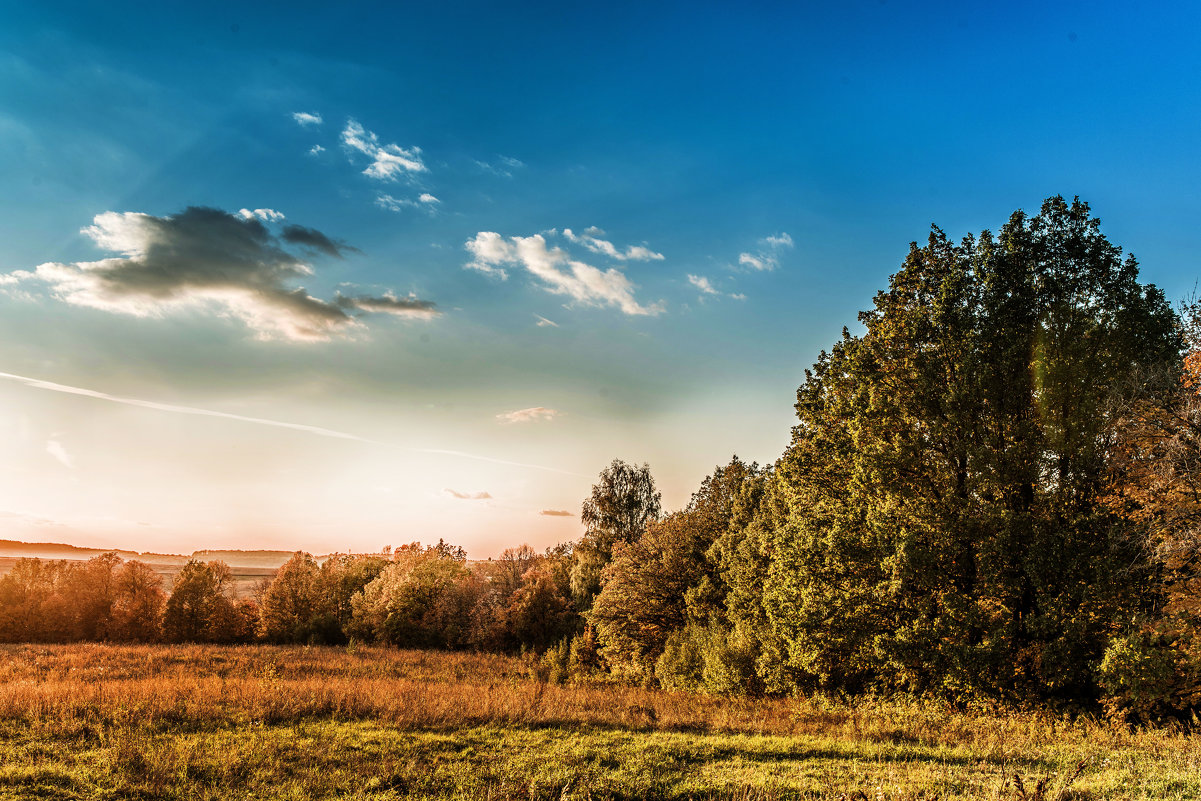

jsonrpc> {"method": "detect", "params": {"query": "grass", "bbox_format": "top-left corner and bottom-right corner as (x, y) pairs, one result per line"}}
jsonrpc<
(0, 644), (1198, 799)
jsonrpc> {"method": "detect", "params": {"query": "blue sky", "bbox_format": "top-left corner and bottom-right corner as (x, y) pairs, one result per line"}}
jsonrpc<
(1, 1), (1199, 555)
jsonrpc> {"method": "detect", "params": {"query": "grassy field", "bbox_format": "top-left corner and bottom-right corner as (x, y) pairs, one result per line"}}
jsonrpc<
(0, 644), (1197, 799)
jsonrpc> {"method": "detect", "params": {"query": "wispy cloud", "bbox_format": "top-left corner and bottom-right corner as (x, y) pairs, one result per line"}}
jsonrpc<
(0, 371), (588, 477)
(292, 111), (323, 126)
(6, 207), (433, 341)
(539, 509), (572, 517)
(444, 489), (492, 500)
(738, 231), (794, 272)
(563, 227), (664, 262)
(475, 155), (525, 178)
(46, 439), (74, 469)
(534, 314), (559, 328)
(496, 407), (560, 424)
(376, 193), (440, 213)
(465, 232), (663, 316)
(687, 274), (719, 295)
(309, 145), (325, 155)
(337, 292), (439, 318)
(342, 119), (426, 181)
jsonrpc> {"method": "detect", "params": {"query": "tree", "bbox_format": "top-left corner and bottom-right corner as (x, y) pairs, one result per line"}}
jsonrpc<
(760, 197), (1179, 701)
(162, 559), (237, 643)
(349, 541), (479, 648)
(112, 560), (166, 641)
(589, 457), (763, 679)
(259, 552), (321, 643)
(570, 459), (661, 609)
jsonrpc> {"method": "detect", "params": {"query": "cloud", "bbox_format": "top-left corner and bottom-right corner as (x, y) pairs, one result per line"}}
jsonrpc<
(342, 119), (426, 181)
(534, 314), (558, 328)
(309, 145), (325, 155)
(464, 232), (663, 315)
(563, 227), (664, 262)
(444, 489), (492, 500)
(688, 274), (719, 295)
(539, 509), (572, 517)
(238, 208), (285, 223)
(281, 224), (355, 258)
(9, 207), (436, 341)
(46, 439), (74, 469)
(737, 231), (794, 272)
(475, 155), (525, 178)
(496, 407), (560, 424)
(337, 292), (438, 318)
(0, 370), (589, 477)
(292, 112), (323, 126)
(376, 193), (439, 214)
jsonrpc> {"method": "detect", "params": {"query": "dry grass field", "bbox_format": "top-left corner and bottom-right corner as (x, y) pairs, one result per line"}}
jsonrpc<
(0, 644), (1198, 800)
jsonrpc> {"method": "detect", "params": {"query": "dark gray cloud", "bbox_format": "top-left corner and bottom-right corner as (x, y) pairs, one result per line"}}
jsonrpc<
(338, 293), (438, 317)
(282, 224), (357, 258)
(13, 207), (438, 342)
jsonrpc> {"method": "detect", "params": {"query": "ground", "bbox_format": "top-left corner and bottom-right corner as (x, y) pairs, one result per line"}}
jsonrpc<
(0, 644), (1197, 799)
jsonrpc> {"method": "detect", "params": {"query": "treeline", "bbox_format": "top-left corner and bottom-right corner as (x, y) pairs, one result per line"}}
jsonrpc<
(4, 196), (1199, 722)
(0, 542), (578, 654)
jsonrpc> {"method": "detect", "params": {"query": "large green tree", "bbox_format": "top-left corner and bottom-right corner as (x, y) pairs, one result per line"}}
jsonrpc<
(759, 197), (1179, 701)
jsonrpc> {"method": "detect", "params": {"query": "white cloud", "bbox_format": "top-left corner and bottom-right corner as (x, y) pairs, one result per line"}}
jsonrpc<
(292, 112), (323, 126)
(534, 314), (559, 328)
(309, 145), (325, 155)
(475, 155), (525, 178)
(737, 231), (794, 272)
(496, 406), (561, 424)
(7, 207), (437, 342)
(342, 119), (426, 181)
(562, 227), (664, 261)
(687, 274), (719, 295)
(444, 489), (492, 500)
(237, 208), (285, 223)
(464, 232), (663, 316)
(376, 193), (439, 214)
(46, 439), (74, 469)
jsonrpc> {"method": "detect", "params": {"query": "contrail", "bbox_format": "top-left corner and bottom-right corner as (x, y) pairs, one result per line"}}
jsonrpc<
(0, 371), (587, 477)
(0, 371), (373, 442)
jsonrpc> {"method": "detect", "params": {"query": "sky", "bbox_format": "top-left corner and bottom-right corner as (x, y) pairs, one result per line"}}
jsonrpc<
(1, 1), (1199, 557)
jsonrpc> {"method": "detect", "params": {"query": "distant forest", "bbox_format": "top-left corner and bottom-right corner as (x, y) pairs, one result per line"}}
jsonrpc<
(4, 197), (1199, 723)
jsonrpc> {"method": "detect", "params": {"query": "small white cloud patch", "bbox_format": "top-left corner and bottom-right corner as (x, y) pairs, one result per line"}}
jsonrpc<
(465, 232), (663, 316)
(342, 119), (426, 181)
(496, 407), (560, 424)
(534, 314), (559, 328)
(292, 111), (323, 126)
(237, 208), (285, 223)
(46, 439), (74, 469)
(738, 231), (794, 272)
(687, 274), (719, 295)
(563, 227), (664, 261)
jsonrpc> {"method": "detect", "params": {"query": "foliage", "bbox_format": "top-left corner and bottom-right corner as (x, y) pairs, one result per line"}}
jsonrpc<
(570, 459), (661, 609)
(757, 197), (1179, 702)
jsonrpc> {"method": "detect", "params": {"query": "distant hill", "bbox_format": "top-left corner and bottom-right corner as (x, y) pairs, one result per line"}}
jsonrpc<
(0, 539), (308, 570)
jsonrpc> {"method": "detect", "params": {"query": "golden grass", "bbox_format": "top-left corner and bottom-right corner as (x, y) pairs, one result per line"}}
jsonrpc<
(0, 643), (1198, 799)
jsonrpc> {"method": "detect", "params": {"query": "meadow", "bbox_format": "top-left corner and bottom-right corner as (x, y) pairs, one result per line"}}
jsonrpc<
(0, 644), (1197, 800)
